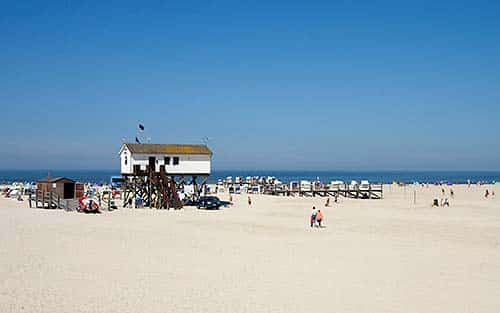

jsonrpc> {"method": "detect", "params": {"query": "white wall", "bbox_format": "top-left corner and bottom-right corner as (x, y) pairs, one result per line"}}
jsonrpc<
(120, 146), (133, 174)
(121, 152), (211, 175)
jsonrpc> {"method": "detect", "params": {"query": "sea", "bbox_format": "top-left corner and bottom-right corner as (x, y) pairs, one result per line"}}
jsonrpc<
(1, 170), (499, 185)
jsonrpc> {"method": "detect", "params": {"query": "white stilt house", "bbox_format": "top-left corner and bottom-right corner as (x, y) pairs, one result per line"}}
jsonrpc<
(119, 143), (212, 176)
(119, 143), (213, 210)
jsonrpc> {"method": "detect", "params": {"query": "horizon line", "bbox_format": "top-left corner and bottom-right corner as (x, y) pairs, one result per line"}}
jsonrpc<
(1, 168), (500, 172)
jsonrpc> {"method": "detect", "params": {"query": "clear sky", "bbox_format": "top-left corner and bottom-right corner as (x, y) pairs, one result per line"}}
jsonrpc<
(1, 0), (500, 171)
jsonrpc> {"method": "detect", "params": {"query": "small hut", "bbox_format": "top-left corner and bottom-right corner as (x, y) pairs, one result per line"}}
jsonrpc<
(37, 177), (77, 199)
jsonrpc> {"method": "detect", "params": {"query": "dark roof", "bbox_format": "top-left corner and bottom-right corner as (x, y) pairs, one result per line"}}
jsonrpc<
(123, 143), (213, 156)
(37, 177), (75, 183)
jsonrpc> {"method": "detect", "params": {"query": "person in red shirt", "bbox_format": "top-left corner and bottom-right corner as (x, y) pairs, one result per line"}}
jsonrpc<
(316, 210), (324, 228)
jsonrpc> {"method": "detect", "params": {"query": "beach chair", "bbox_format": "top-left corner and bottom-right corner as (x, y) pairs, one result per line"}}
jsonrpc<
(300, 181), (312, 192)
(349, 181), (359, 191)
(359, 180), (370, 191)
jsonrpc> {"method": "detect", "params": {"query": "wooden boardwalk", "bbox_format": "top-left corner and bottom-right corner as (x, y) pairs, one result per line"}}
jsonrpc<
(227, 183), (383, 199)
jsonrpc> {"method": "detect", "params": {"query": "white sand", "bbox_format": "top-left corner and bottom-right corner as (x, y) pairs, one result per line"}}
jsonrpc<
(1, 184), (499, 313)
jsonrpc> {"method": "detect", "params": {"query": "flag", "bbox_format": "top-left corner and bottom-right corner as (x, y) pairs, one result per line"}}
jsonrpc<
(139, 124), (145, 131)
(135, 137), (141, 144)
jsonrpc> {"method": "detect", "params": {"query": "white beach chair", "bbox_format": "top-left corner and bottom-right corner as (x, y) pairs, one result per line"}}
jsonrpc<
(300, 180), (312, 192)
(349, 180), (359, 191)
(359, 180), (370, 191)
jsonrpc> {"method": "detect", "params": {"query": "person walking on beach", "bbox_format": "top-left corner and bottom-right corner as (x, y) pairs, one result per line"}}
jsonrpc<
(485, 190), (490, 198)
(325, 197), (330, 207)
(310, 206), (318, 228)
(316, 210), (324, 228)
(450, 189), (454, 199)
(248, 196), (252, 206)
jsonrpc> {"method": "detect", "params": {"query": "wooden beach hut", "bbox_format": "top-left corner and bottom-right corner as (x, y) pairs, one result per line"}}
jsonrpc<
(37, 177), (76, 199)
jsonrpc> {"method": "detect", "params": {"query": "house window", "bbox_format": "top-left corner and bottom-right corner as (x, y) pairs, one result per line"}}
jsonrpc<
(124, 156), (128, 165)
(164, 157), (171, 165)
(173, 157), (179, 165)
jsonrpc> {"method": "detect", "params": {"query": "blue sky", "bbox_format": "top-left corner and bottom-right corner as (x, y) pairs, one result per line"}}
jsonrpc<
(1, 0), (500, 170)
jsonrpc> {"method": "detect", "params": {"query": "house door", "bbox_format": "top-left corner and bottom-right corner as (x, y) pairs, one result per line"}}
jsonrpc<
(149, 157), (156, 171)
(63, 183), (75, 199)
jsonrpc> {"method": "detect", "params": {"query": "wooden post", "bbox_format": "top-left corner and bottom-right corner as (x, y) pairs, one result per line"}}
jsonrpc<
(35, 191), (38, 208)
(108, 196), (111, 211)
(148, 174), (153, 209)
(193, 176), (198, 198)
(49, 191), (52, 209)
(133, 183), (137, 209)
(123, 179), (127, 208)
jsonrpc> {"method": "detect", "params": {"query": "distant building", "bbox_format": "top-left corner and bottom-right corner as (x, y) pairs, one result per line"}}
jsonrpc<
(119, 143), (212, 176)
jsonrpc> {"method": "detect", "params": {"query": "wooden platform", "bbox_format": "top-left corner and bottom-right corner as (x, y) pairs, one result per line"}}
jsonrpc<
(227, 183), (383, 199)
(121, 164), (209, 209)
(31, 190), (80, 211)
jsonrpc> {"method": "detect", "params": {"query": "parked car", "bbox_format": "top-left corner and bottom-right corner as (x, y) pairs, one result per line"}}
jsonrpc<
(197, 196), (230, 210)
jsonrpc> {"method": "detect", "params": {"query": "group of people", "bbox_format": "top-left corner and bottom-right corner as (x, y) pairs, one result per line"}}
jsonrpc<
(324, 195), (338, 207)
(433, 198), (450, 207)
(433, 188), (455, 207)
(310, 206), (324, 228)
(228, 194), (252, 206)
(441, 188), (455, 198)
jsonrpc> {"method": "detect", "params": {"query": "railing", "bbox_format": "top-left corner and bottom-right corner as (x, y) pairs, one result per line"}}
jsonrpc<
(31, 190), (79, 211)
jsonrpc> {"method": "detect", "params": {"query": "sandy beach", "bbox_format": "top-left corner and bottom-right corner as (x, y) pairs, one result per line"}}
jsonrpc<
(1, 184), (499, 313)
